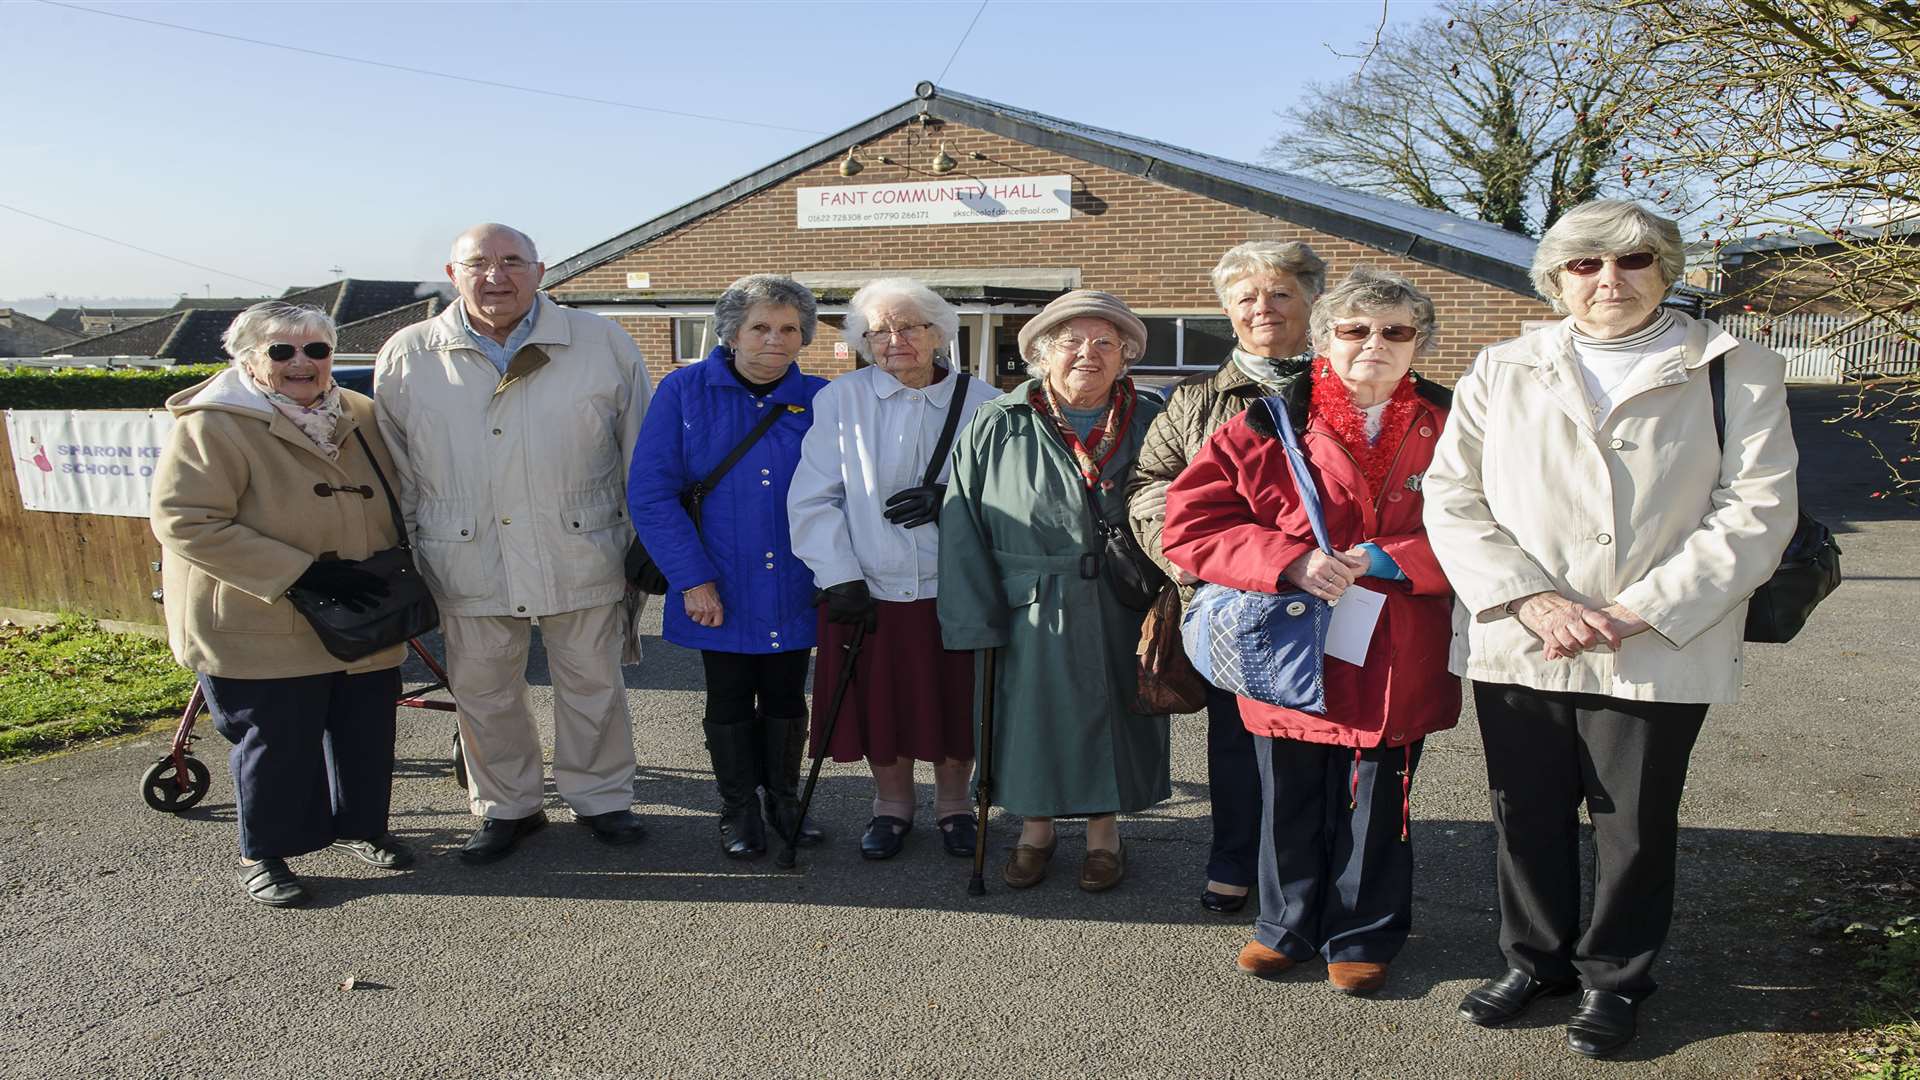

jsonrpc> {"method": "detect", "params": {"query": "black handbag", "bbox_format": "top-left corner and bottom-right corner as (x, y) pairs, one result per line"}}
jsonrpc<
(1709, 356), (1842, 643)
(285, 429), (440, 662)
(1075, 475), (1166, 612)
(626, 404), (786, 595)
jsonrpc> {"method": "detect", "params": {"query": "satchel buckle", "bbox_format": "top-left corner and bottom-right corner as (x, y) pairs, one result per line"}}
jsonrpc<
(1079, 552), (1102, 579)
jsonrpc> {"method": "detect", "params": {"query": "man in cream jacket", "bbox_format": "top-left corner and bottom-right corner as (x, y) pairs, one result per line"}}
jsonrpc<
(375, 223), (651, 863)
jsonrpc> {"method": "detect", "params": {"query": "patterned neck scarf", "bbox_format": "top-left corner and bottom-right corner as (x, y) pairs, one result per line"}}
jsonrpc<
(253, 375), (346, 459)
(1030, 376), (1137, 491)
(1309, 357), (1418, 498)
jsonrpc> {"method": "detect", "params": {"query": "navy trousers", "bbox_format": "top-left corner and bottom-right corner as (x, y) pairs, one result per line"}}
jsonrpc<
(200, 668), (401, 860)
(1203, 687), (1262, 888)
(1474, 682), (1708, 1000)
(1252, 734), (1423, 964)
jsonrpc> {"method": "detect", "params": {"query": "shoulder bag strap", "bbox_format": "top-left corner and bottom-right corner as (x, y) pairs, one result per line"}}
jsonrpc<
(1707, 354), (1727, 450)
(1262, 396), (1333, 554)
(693, 401), (787, 499)
(352, 427), (411, 551)
(921, 370), (972, 487)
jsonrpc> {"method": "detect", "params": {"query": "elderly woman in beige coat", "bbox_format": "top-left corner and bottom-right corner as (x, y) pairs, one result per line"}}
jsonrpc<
(1422, 199), (1799, 1059)
(152, 301), (413, 908)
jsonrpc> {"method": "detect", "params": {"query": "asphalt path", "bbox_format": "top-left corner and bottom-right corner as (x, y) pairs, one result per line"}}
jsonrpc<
(1, 386), (1915, 1079)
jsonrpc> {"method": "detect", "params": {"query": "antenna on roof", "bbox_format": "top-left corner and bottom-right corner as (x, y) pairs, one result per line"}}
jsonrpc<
(329, 265), (345, 278)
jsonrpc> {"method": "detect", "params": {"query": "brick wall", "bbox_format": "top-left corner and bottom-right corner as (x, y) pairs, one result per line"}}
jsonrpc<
(554, 119), (1558, 386)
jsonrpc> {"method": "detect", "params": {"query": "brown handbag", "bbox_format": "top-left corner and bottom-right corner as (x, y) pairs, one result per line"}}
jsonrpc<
(1133, 585), (1209, 714)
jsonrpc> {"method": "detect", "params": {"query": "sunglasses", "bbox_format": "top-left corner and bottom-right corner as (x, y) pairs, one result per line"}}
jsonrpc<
(1331, 323), (1419, 343)
(265, 342), (333, 363)
(1563, 251), (1657, 276)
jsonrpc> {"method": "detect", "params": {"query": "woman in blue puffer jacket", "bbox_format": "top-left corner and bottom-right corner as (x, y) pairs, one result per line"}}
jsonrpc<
(627, 274), (828, 859)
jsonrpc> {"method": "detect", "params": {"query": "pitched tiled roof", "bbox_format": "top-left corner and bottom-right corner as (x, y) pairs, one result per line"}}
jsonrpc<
(43, 311), (187, 358)
(171, 297), (273, 310)
(334, 297), (443, 354)
(44, 307), (169, 334)
(0, 310), (81, 358)
(278, 280), (452, 326)
(42, 309), (238, 363)
(546, 82), (1545, 296)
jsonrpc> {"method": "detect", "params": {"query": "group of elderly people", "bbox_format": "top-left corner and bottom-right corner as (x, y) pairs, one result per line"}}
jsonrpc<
(150, 199), (1800, 1060)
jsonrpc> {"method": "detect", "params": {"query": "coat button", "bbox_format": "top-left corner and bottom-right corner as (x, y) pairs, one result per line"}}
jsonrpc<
(764, 551), (774, 558)
(500, 517), (511, 525)
(460, 529), (469, 537)
(761, 479), (771, 487)
(1417, 426), (1432, 438)
(516, 605), (526, 613)
(1597, 532), (1613, 545)
(771, 641), (781, 647)
(571, 520), (580, 528)
(1609, 437), (1625, 450)
(760, 468), (770, 476)
(756, 402), (766, 409)
(492, 428), (502, 436)
(770, 631), (779, 638)
(765, 562), (774, 569)
(1387, 492), (1403, 503)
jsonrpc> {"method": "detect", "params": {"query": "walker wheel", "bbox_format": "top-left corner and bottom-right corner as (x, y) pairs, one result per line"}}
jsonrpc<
(450, 730), (469, 790)
(141, 755), (210, 813)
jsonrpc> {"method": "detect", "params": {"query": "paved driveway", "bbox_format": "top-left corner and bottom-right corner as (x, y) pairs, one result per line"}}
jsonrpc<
(1, 387), (1914, 1079)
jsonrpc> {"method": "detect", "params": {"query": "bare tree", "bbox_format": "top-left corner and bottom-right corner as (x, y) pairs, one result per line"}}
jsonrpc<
(1572, 0), (1920, 499)
(1267, 1), (1636, 234)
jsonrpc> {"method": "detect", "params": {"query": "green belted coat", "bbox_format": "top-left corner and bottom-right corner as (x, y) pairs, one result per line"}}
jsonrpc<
(936, 379), (1171, 817)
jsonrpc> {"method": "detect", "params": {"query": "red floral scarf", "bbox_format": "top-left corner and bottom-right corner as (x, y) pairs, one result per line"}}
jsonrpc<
(1310, 357), (1417, 499)
(1031, 376), (1138, 491)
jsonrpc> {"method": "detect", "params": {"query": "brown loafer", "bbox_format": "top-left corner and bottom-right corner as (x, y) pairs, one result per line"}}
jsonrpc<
(1002, 837), (1057, 888)
(1236, 940), (1298, 980)
(1077, 841), (1125, 892)
(1328, 961), (1389, 996)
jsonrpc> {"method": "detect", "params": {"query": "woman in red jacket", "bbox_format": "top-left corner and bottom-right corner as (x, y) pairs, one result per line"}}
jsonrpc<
(1163, 268), (1460, 997)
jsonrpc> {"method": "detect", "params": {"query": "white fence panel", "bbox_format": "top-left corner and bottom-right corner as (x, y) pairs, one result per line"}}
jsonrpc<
(1719, 312), (1920, 383)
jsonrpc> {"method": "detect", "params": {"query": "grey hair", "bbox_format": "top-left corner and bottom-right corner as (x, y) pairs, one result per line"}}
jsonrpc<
(1530, 199), (1685, 313)
(713, 274), (819, 348)
(448, 223), (538, 264)
(1022, 319), (1144, 379)
(221, 301), (336, 368)
(1210, 240), (1328, 305)
(842, 277), (961, 363)
(1307, 267), (1439, 357)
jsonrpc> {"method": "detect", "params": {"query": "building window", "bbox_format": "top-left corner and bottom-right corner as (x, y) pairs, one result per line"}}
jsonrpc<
(1135, 316), (1235, 370)
(673, 316), (712, 363)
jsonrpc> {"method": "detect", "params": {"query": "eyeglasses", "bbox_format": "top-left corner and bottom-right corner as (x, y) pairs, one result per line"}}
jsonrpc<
(265, 342), (333, 363)
(1563, 251), (1657, 276)
(861, 322), (935, 344)
(1330, 323), (1419, 343)
(453, 256), (534, 275)
(1050, 335), (1123, 357)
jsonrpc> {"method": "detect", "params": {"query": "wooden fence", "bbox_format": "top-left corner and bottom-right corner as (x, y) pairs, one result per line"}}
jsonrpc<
(0, 419), (165, 626)
(1719, 312), (1920, 383)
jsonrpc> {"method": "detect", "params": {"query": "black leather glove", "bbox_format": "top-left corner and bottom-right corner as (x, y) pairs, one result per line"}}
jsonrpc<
(817, 580), (879, 631)
(292, 558), (390, 613)
(882, 483), (946, 529)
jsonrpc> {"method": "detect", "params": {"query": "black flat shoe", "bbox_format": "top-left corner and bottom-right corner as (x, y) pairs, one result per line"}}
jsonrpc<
(458, 811), (548, 865)
(1200, 888), (1248, 914)
(330, 835), (414, 870)
(577, 809), (647, 846)
(719, 806), (767, 860)
(860, 816), (911, 860)
(238, 858), (307, 907)
(937, 814), (976, 858)
(1566, 989), (1637, 1058)
(1457, 968), (1578, 1027)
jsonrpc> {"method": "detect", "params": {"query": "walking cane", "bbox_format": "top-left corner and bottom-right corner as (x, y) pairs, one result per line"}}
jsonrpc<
(776, 620), (868, 870)
(966, 646), (999, 897)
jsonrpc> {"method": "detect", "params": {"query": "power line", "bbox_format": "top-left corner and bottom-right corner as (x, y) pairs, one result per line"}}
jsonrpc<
(35, 0), (831, 136)
(937, 1), (990, 86)
(0, 201), (282, 290)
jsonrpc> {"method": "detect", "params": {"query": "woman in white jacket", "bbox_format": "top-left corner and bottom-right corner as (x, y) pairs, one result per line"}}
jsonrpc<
(1422, 200), (1800, 1059)
(786, 278), (998, 861)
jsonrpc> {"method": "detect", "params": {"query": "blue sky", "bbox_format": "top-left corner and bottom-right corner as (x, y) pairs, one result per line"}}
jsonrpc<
(2, 0), (1438, 301)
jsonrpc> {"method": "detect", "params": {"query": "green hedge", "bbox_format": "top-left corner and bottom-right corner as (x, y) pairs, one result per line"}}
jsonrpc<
(0, 365), (225, 410)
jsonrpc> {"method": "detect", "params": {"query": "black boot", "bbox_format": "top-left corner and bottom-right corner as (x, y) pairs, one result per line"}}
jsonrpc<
(761, 713), (825, 847)
(703, 720), (765, 859)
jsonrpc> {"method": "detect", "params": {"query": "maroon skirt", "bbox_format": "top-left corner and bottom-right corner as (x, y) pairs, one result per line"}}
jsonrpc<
(809, 598), (975, 765)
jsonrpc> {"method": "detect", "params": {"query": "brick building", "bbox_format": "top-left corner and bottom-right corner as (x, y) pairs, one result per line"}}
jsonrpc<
(545, 83), (1558, 390)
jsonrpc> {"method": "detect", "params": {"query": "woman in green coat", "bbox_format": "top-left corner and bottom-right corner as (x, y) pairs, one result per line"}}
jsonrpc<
(937, 290), (1171, 894)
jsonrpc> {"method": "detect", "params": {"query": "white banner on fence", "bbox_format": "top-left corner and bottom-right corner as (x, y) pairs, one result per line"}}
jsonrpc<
(796, 176), (1073, 229)
(6, 409), (174, 517)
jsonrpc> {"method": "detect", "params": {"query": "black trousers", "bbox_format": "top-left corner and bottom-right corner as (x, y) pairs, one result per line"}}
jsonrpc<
(1203, 686), (1262, 888)
(1253, 734), (1424, 964)
(200, 668), (401, 860)
(699, 650), (810, 726)
(1474, 681), (1708, 999)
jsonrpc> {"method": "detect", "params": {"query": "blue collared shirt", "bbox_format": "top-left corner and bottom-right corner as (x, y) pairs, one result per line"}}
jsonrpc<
(456, 300), (538, 374)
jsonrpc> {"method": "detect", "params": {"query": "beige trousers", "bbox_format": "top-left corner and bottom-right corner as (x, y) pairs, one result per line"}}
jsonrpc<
(442, 602), (636, 820)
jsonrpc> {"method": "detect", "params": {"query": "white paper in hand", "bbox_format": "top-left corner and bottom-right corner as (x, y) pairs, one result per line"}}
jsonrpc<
(1324, 584), (1386, 666)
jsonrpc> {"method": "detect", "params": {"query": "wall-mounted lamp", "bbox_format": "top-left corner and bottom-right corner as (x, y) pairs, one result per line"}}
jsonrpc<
(930, 142), (956, 175)
(839, 147), (865, 177)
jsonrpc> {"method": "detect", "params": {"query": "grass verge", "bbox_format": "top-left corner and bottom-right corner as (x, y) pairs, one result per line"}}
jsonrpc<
(0, 614), (194, 761)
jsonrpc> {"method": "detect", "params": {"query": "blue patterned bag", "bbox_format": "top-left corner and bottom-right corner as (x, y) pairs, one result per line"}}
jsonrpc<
(1180, 396), (1333, 715)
